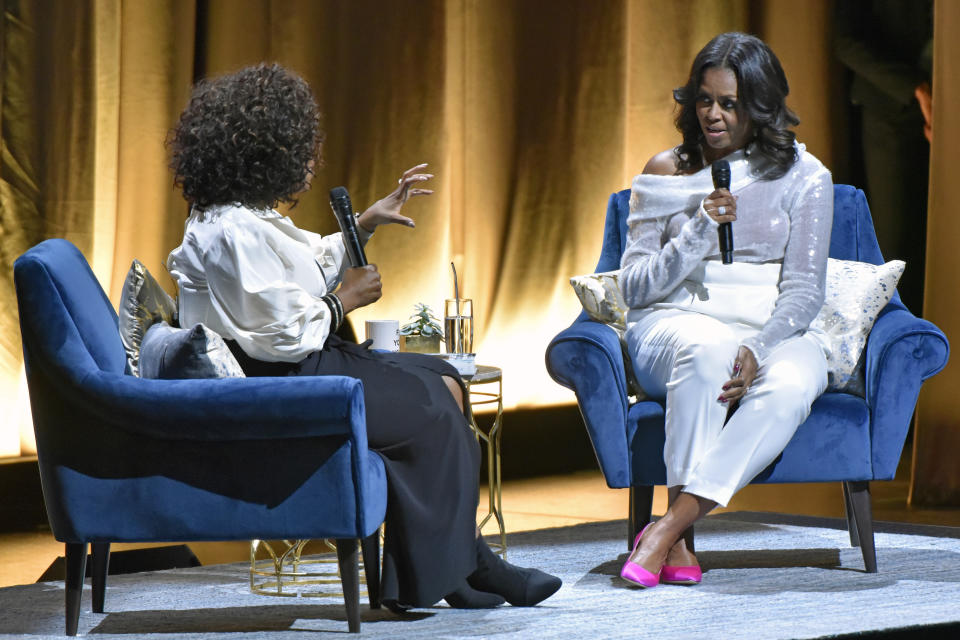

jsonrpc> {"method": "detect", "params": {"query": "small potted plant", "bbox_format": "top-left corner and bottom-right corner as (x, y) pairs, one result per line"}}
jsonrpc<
(400, 303), (444, 353)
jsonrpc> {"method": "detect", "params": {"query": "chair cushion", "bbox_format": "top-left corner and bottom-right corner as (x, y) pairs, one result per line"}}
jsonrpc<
(140, 321), (245, 379)
(118, 259), (177, 376)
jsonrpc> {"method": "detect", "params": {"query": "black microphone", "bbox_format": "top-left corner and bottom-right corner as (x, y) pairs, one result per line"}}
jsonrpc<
(712, 159), (733, 264)
(329, 186), (368, 267)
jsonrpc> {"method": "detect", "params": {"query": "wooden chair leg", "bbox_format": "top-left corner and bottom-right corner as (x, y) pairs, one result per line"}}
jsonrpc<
(91, 542), (110, 613)
(628, 485), (654, 550)
(842, 482), (861, 547)
(336, 538), (361, 633)
(65, 543), (87, 636)
(360, 531), (381, 609)
(844, 481), (878, 573)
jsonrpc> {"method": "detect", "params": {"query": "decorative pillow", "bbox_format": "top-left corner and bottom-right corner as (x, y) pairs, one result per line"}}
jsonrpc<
(139, 321), (246, 380)
(569, 270), (628, 333)
(570, 259), (905, 397)
(569, 270), (644, 398)
(118, 259), (178, 376)
(809, 259), (904, 395)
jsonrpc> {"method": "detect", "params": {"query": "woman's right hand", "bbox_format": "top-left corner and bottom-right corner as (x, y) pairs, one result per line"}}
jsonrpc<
(336, 265), (382, 313)
(703, 188), (737, 224)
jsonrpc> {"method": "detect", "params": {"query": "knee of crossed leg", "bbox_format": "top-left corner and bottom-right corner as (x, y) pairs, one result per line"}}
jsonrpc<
(672, 336), (740, 387)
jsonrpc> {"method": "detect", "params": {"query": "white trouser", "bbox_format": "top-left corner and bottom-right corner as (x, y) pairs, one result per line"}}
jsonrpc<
(624, 308), (828, 507)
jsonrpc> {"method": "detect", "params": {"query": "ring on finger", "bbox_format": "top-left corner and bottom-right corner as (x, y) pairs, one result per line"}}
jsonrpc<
(717, 205), (726, 215)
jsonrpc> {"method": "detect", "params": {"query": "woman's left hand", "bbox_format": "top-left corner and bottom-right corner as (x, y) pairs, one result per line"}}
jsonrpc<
(719, 346), (758, 404)
(356, 163), (434, 232)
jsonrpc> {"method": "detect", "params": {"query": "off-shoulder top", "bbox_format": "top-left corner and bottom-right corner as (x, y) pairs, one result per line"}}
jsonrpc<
(618, 143), (833, 364)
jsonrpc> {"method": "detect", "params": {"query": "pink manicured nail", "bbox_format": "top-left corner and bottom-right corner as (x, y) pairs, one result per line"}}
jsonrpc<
(718, 396), (727, 403)
(733, 364), (741, 374)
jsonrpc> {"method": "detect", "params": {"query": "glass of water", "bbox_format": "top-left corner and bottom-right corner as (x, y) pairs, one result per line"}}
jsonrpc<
(444, 298), (474, 354)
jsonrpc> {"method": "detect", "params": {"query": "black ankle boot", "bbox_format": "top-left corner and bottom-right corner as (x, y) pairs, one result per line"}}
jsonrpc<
(466, 538), (562, 606)
(382, 599), (413, 615)
(443, 581), (505, 609)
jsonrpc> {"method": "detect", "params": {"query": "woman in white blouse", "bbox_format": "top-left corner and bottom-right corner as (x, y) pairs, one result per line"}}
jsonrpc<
(618, 33), (833, 588)
(166, 64), (560, 612)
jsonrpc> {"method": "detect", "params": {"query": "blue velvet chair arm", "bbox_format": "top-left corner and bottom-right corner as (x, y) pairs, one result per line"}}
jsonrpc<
(863, 306), (949, 479)
(545, 318), (632, 486)
(74, 371), (369, 444)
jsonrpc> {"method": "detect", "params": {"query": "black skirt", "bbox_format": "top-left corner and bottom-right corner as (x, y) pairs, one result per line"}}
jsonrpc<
(228, 335), (480, 607)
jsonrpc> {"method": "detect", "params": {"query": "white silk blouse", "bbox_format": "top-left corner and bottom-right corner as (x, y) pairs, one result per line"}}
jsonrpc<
(619, 143), (834, 364)
(166, 203), (371, 363)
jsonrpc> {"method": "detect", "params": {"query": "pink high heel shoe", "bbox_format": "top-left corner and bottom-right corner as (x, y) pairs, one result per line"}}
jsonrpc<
(660, 564), (702, 585)
(620, 523), (661, 588)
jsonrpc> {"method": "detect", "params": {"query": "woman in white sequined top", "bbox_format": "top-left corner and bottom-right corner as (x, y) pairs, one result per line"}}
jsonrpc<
(618, 33), (834, 589)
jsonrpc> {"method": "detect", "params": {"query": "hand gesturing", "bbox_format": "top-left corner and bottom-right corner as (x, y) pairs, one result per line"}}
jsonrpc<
(357, 163), (434, 231)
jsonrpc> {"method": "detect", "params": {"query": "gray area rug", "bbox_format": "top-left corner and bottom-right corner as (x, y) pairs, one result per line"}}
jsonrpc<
(1, 512), (958, 639)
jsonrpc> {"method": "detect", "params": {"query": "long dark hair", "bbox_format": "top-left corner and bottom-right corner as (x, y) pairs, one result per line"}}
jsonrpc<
(168, 63), (323, 211)
(673, 32), (799, 177)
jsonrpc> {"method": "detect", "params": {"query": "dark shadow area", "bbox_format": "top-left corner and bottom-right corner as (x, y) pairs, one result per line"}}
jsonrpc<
(89, 604), (425, 635)
(488, 403), (595, 480)
(0, 456), (46, 531)
(37, 544), (200, 582)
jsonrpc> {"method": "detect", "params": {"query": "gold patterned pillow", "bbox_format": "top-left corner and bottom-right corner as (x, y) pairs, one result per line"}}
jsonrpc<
(569, 270), (628, 333)
(569, 270), (643, 398)
(118, 259), (178, 376)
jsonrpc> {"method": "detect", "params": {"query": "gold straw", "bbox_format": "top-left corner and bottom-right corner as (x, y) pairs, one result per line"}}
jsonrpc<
(451, 261), (460, 301)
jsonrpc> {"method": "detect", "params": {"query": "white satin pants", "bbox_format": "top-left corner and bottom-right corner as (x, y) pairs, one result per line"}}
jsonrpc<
(624, 308), (828, 507)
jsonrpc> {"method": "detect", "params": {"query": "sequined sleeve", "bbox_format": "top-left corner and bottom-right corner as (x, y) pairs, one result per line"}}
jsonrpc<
(741, 166), (834, 363)
(619, 201), (718, 309)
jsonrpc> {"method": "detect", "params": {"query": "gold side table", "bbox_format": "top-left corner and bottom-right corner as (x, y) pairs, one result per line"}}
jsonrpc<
(465, 365), (506, 557)
(249, 538), (372, 597)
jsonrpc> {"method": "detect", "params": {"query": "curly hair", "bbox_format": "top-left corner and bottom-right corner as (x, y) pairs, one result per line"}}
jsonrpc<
(168, 63), (323, 210)
(672, 32), (799, 177)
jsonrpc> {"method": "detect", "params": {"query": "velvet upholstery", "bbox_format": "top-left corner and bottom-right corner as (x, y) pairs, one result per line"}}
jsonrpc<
(15, 239), (387, 634)
(545, 185), (949, 571)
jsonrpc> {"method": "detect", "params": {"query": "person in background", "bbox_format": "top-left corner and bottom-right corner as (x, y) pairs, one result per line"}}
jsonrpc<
(834, 0), (932, 314)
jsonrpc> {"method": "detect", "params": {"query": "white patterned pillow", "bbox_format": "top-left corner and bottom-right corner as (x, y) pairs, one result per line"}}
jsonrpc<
(810, 259), (904, 395)
(570, 259), (905, 396)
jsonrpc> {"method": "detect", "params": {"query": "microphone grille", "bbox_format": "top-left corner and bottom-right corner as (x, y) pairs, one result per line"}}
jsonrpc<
(711, 160), (730, 187)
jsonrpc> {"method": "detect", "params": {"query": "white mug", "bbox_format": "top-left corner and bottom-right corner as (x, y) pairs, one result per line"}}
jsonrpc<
(365, 320), (400, 352)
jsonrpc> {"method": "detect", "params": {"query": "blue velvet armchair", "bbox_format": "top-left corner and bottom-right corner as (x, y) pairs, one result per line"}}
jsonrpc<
(545, 185), (949, 572)
(14, 239), (388, 635)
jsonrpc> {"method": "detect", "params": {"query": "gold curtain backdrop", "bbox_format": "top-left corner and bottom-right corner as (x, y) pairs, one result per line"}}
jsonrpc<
(1, 0), (952, 482)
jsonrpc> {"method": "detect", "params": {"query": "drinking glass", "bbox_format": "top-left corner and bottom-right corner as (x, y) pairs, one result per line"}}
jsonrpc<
(444, 298), (474, 354)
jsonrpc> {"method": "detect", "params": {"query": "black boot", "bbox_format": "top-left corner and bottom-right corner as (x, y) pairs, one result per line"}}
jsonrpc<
(382, 599), (413, 615)
(467, 538), (562, 606)
(443, 581), (505, 609)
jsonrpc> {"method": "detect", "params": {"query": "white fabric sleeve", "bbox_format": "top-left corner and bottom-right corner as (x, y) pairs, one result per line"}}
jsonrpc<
(741, 167), (834, 364)
(302, 224), (374, 292)
(203, 222), (335, 363)
(619, 203), (718, 309)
